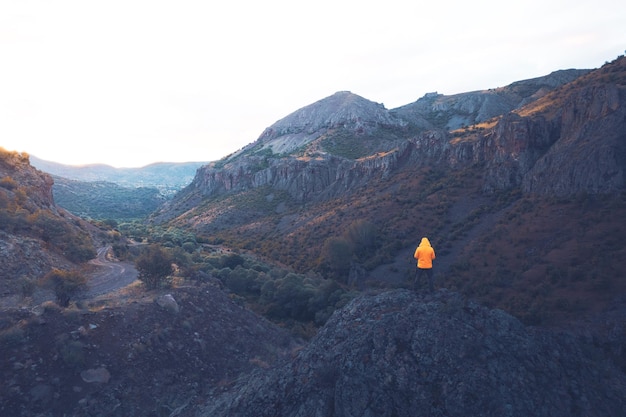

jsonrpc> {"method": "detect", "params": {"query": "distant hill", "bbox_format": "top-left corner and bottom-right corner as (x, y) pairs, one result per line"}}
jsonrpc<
(29, 157), (209, 221)
(51, 176), (167, 221)
(30, 157), (208, 192)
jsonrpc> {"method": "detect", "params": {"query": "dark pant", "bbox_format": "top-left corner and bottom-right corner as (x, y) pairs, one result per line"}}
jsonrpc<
(414, 268), (434, 291)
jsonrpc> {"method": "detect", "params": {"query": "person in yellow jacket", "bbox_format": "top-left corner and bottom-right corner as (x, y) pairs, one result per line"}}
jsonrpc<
(413, 237), (436, 291)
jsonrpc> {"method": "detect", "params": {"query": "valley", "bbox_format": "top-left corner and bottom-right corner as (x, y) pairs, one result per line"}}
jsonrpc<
(1, 55), (625, 416)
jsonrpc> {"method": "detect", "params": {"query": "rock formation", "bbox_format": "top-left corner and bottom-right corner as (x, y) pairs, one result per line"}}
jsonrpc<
(200, 290), (626, 417)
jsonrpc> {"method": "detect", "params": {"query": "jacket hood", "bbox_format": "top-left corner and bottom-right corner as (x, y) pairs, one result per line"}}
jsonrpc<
(419, 237), (431, 247)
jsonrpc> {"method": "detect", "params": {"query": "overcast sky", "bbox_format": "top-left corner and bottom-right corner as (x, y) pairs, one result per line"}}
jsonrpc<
(1, 0), (624, 167)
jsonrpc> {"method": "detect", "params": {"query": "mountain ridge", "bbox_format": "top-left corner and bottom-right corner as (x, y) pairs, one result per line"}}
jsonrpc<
(154, 59), (622, 226)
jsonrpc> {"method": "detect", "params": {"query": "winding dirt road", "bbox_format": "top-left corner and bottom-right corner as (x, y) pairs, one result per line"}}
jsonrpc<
(84, 246), (139, 298)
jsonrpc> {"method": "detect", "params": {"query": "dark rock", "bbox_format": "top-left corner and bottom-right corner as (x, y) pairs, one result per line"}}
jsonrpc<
(200, 290), (626, 417)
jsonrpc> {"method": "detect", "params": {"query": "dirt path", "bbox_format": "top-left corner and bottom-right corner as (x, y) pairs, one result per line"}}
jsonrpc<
(83, 246), (139, 298)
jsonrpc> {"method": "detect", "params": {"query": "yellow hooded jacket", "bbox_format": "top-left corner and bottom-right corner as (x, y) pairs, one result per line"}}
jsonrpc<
(414, 237), (436, 269)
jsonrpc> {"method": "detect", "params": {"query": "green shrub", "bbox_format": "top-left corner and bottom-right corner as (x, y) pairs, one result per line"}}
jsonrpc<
(135, 245), (173, 290)
(220, 253), (245, 269)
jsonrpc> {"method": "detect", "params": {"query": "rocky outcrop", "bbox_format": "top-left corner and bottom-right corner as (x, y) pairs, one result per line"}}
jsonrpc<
(0, 148), (55, 210)
(521, 83), (626, 195)
(185, 142), (416, 205)
(449, 62), (626, 195)
(200, 290), (626, 417)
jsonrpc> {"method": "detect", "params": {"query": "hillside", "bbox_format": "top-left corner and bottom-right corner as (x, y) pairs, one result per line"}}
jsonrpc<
(392, 68), (590, 130)
(51, 176), (167, 221)
(154, 55), (626, 327)
(29, 157), (208, 222)
(0, 148), (98, 307)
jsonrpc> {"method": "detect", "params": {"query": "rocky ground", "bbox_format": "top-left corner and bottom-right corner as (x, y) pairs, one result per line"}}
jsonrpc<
(1, 280), (625, 417)
(200, 289), (626, 417)
(0, 280), (300, 417)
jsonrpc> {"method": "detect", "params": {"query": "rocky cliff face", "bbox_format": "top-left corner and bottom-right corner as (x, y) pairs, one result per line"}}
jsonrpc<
(200, 290), (626, 417)
(520, 82), (626, 195)
(182, 142), (415, 206)
(166, 60), (622, 217)
(442, 60), (626, 195)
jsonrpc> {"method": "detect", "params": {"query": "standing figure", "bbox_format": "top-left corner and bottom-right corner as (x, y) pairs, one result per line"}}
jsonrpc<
(413, 237), (436, 291)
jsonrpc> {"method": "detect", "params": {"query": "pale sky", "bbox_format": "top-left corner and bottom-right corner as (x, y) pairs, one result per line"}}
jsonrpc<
(1, 0), (624, 167)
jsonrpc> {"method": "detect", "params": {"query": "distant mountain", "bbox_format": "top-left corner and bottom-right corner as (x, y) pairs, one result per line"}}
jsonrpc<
(30, 157), (208, 192)
(29, 157), (209, 221)
(156, 68), (602, 213)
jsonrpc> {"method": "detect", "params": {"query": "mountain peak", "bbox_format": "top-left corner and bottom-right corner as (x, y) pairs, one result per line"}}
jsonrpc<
(253, 91), (404, 154)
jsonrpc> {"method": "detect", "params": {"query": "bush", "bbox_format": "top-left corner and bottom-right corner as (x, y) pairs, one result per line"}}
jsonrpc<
(0, 176), (17, 190)
(40, 268), (87, 307)
(220, 253), (245, 269)
(18, 275), (36, 297)
(135, 245), (173, 290)
(320, 237), (352, 281)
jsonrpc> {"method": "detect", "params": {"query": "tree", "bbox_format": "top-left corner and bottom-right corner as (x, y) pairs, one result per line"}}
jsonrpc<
(135, 244), (173, 290)
(320, 237), (353, 281)
(345, 220), (378, 256)
(41, 268), (87, 307)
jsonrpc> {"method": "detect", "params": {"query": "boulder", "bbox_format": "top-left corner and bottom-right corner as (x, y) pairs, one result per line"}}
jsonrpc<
(80, 367), (111, 384)
(156, 293), (180, 313)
